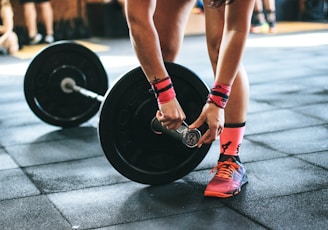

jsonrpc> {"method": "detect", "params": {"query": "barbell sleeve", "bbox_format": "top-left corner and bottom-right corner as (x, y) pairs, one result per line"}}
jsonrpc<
(151, 117), (201, 148)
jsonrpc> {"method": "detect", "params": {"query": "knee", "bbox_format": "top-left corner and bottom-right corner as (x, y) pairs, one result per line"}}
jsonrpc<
(161, 42), (179, 62)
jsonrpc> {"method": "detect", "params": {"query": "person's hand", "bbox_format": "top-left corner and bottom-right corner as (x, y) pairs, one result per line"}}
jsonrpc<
(189, 103), (225, 147)
(156, 98), (186, 130)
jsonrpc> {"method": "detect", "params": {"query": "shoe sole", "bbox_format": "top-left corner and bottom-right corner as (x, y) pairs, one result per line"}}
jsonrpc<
(204, 174), (248, 198)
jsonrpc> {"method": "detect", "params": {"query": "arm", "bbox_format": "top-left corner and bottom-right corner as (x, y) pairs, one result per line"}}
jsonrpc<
(126, 0), (168, 82)
(125, 0), (185, 130)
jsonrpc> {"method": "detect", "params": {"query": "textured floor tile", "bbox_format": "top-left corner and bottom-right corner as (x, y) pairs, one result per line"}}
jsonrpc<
(247, 125), (328, 155)
(228, 189), (328, 230)
(294, 102), (328, 122)
(0, 150), (17, 170)
(99, 207), (266, 230)
(238, 139), (288, 162)
(25, 156), (128, 193)
(0, 168), (40, 201)
(0, 124), (96, 146)
(48, 181), (224, 229)
(246, 109), (323, 135)
(6, 128), (103, 167)
(248, 99), (277, 114)
(0, 124), (59, 146)
(296, 151), (328, 170)
(0, 196), (71, 229)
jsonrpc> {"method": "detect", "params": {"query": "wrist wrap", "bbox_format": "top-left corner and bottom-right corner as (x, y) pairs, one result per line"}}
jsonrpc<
(207, 82), (231, 109)
(151, 77), (176, 104)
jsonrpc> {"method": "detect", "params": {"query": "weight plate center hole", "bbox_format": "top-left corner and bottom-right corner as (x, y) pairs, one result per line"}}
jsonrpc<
(60, 78), (76, 94)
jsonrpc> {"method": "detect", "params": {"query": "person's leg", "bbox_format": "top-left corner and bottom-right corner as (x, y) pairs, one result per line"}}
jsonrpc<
(250, 0), (268, 33)
(263, 0), (277, 33)
(192, 0), (204, 14)
(203, 2), (249, 198)
(38, 1), (54, 43)
(154, 0), (196, 61)
(22, 2), (41, 42)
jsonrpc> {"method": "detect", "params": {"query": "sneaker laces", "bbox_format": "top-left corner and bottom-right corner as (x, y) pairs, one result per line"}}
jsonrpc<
(210, 159), (240, 180)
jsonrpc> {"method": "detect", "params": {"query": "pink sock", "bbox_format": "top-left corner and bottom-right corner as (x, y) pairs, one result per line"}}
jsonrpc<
(220, 123), (246, 156)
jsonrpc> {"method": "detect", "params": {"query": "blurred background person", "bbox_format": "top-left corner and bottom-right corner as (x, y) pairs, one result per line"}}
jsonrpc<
(251, 0), (277, 33)
(192, 0), (204, 14)
(0, 0), (19, 55)
(20, 0), (54, 45)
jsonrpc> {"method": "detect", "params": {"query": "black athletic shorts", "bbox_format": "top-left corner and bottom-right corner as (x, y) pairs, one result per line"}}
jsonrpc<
(19, 0), (50, 3)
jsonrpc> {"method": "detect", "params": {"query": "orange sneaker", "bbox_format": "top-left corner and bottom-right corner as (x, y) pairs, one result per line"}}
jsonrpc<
(204, 155), (248, 198)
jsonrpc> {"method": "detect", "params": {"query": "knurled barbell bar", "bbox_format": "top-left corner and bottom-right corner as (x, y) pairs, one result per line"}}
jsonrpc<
(59, 76), (201, 148)
(24, 41), (211, 185)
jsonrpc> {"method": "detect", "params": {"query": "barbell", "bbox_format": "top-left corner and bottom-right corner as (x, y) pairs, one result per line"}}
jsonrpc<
(24, 41), (211, 185)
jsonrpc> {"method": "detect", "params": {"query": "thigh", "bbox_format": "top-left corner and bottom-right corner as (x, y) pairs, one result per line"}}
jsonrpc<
(125, 0), (157, 22)
(154, 0), (195, 33)
(154, 0), (195, 61)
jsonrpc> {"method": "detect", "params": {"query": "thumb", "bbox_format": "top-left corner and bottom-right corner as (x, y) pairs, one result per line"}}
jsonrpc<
(156, 110), (163, 120)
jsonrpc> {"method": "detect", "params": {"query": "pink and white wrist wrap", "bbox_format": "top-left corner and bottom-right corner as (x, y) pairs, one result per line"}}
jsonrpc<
(151, 77), (176, 104)
(207, 82), (231, 109)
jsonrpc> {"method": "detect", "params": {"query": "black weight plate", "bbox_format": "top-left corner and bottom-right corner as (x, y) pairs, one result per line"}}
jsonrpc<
(24, 41), (108, 127)
(98, 62), (211, 185)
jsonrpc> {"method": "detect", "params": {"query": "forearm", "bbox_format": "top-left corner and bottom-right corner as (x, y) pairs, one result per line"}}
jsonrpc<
(130, 23), (168, 83)
(126, 0), (168, 83)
